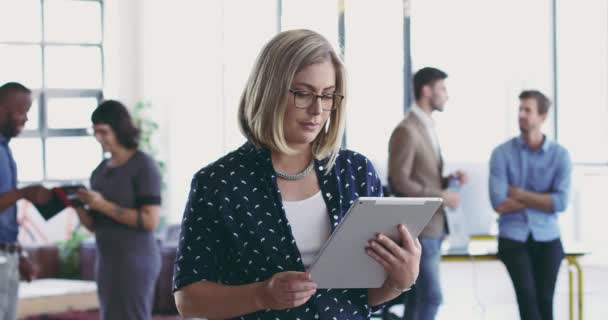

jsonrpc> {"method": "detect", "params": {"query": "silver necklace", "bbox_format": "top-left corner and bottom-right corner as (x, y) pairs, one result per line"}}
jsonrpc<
(274, 160), (315, 180)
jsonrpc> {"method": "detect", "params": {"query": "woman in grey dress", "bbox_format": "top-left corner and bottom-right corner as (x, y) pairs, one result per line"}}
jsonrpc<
(75, 100), (162, 320)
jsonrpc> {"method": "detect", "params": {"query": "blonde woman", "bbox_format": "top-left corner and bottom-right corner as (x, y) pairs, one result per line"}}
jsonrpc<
(173, 29), (421, 320)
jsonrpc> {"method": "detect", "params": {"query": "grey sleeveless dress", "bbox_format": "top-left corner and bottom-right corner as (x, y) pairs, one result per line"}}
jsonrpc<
(89, 150), (162, 320)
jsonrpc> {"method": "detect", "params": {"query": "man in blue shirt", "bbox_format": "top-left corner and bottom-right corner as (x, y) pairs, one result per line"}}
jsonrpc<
(489, 90), (571, 320)
(0, 82), (52, 320)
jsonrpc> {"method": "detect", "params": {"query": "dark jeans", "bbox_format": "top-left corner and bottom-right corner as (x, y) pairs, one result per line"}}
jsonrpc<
(498, 235), (564, 320)
(403, 237), (443, 320)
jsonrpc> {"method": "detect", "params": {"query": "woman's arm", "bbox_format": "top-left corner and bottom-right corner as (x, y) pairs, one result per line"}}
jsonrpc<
(175, 280), (264, 319)
(95, 199), (160, 231)
(173, 173), (319, 319)
(74, 206), (95, 232)
(175, 271), (317, 319)
(78, 190), (160, 231)
(368, 281), (405, 307)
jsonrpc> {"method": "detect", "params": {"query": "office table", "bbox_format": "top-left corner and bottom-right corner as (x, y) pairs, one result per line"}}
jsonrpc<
(442, 240), (588, 320)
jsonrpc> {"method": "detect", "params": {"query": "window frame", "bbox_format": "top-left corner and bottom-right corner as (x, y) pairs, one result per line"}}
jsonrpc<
(0, 0), (105, 184)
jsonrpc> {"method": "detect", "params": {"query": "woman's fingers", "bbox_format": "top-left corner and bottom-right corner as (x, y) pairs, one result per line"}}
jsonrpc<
(364, 226), (422, 292)
(276, 271), (312, 282)
(375, 233), (409, 261)
(281, 280), (317, 293)
(397, 224), (416, 253)
(277, 272), (316, 291)
(366, 247), (390, 269)
(367, 238), (399, 265)
(283, 288), (317, 302)
(290, 292), (317, 308)
(265, 271), (318, 310)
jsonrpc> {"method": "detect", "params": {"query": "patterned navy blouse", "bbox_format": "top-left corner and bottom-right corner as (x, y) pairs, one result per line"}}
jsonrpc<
(173, 142), (384, 320)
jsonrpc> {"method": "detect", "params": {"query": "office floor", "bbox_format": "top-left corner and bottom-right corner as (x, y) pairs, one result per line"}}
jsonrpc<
(25, 261), (606, 320)
(377, 260), (607, 320)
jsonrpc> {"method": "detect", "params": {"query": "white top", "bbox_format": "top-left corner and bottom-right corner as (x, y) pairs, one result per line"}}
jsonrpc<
(411, 104), (441, 159)
(283, 191), (331, 267)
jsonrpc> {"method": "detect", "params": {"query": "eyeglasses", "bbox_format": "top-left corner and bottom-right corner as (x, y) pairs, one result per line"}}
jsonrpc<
(289, 89), (344, 111)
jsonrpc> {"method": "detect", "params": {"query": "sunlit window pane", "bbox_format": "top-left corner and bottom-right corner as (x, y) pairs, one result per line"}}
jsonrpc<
(0, 45), (43, 89)
(24, 99), (39, 131)
(223, 0), (277, 152)
(411, 0), (553, 162)
(47, 97), (98, 129)
(44, 0), (102, 44)
(10, 137), (44, 182)
(45, 46), (102, 89)
(345, 0), (404, 164)
(0, 0), (41, 42)
(46, 137), (101, 180)
(556, 0), (608, 163)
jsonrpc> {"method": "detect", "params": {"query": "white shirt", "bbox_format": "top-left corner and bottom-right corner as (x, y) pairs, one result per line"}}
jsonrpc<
(283, 191), (331, 267)
(411, 104), (441, 159)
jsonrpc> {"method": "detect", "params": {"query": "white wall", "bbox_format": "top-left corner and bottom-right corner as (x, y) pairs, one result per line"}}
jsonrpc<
(344, 0), (405, 173)
(103, 0), (142, 108)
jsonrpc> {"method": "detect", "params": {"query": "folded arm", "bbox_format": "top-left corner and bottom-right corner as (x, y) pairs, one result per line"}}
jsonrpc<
(508, 188), (553, 212)
(489, 149), (526, 214)
(508, 151), (571, 213)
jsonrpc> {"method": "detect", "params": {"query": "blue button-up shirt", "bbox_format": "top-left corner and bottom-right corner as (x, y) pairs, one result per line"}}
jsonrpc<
(173, 142), (384, 320)
(0, 133), (19, 243)
(489, 136), (571, 242)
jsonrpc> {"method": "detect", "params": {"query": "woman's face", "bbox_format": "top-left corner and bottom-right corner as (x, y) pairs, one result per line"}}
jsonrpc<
(93, 123), (119, 152)
(283, 59), (336, 149)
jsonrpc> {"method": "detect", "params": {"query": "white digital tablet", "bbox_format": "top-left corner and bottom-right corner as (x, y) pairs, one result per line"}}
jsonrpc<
(307, 197), (442, 289)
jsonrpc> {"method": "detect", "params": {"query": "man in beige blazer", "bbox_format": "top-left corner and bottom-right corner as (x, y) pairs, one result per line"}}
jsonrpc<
(388, 67), (467, 320)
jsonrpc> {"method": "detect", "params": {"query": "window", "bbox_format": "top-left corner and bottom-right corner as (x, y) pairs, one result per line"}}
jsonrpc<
(556, 0), (608, 164)
(411, 0), (554, 163)
(222, 0), (278, 152)
(281, 0), (340, 45)
(0, 0), (104, 184)
(555, 0), (608, 264)
(344, 0), (405, 175)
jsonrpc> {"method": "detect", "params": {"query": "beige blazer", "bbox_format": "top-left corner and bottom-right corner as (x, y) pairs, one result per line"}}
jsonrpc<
(388, 111), (447, 238)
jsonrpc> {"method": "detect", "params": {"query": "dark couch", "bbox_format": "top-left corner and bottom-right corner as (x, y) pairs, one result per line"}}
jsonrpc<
(23, 225), (181, 315)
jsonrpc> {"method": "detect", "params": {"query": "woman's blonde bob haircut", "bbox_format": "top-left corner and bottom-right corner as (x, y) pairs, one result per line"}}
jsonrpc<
(238, 29), (347, 171)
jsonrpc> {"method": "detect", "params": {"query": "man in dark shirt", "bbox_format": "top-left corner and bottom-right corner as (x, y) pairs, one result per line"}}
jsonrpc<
(0, 82), (52, 320)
